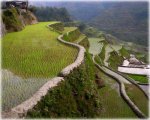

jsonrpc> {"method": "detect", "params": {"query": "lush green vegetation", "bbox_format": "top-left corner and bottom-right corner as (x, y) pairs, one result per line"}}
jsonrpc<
(2, 22), (80, 111)
(108, 51), (123, 70)
(99, 45), (106, 64)
(125, 84), (149, 116)
(90, 2), (148, 46)
(84, 27), (100, 37)
(2, 22), (78, 78)
(27, 52), (102, 118)
(119, 46), (130, 58)
(95, 67), (136, 118)
(127, 74), (149, 84)
(2, 8), (24, 32)
(29, 6), (72, 22)
(63, 28), (81, 42)
(73, 34), (86, 43)
(136, 53), (148, 63)
(78, 36), (89, 49)
(49, 22), (64, 32)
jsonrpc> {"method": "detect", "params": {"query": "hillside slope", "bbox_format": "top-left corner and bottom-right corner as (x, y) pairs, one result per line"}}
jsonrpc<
(2, 8), (38, 36)
(90, 2), (148, 46)
(30, 1), (148, 46)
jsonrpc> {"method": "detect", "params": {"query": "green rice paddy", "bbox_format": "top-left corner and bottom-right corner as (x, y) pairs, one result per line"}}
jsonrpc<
(2, 22), (78, 78)
(88, 37), (104, 55)
(125, 84), (149, 116)
(95, 67), (136, 118)
(2, 22), (78, 111)
(127, 74), (149, 84)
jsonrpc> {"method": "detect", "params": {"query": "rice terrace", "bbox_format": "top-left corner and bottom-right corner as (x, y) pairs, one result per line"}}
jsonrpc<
(1, 0), (149, 119)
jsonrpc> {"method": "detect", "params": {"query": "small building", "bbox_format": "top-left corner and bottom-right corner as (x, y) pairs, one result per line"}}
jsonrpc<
(118, 54), (150, 75)
(2, 0), (28, 10)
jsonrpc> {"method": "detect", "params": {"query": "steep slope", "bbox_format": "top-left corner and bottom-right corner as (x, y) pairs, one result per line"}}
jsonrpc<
(2, 8), (38, 35)
(2, 22), (78, 111)
(30, 1), (148, 46)
(90, 2), (148, 46)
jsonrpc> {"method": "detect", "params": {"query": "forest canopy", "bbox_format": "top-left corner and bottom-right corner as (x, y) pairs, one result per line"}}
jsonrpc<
(29, 6), (72, 22)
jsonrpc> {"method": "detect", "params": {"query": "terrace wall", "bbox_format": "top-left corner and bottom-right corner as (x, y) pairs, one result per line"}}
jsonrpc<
(4, 23), (85, 118)
(93, 56), (146, 118)
(49, 22), (64, 32)
(63, 28), (81, 42)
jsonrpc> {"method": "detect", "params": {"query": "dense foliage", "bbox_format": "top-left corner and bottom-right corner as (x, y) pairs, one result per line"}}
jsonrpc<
(90, 2), (148, 46)
(78, 36), (89, 49)
(2, 22), (78, 111)
(27, 52), (102, 118)
(119, 46), (130, 58)
(108, 51), (123, 70)
(29, 6), (72, 22)
(63, 28), (81, 42)
(2, 8), (23, 32)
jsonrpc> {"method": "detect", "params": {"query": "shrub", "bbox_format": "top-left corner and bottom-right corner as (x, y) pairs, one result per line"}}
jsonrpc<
(27, 52), (102, 118)
(63, 28), (81, 42)
(2, 8), (24, 32)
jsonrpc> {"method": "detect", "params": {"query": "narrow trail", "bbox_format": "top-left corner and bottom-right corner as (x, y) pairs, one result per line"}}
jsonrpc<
(92, 55), (146, 118)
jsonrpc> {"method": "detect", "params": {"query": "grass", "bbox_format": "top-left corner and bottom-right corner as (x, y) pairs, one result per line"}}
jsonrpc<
(78, 37), (89, 49)
(2, 22), (78, 78)
(125, 84), (149, 117)
(63, 27), (77, 34)
(63, 28), (81, 42)
(73, 34), (87, 43)
(2, 8), (23, 32)
(2, 22), (78, 111)
(119, 46), (130, 58)
(95, 67), (136, 118)
(127, 74), (149, 83)
(108, 51), (123, 70)
(99, 45), (106, 64)
(27, 52), (102, 118)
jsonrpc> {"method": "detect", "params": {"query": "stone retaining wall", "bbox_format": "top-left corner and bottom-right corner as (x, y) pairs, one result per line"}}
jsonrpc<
(93, 55), (146, 118)
(58, 35), (86, 76)
(3, 24), (86, 118)
(5, 77), (63, 118)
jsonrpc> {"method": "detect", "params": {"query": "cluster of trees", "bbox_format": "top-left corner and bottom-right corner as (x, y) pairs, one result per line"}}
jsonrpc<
(29, 6), (72, 22)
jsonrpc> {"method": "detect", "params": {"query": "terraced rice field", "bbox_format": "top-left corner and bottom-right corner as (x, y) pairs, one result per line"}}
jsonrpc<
(2, 22), (78, 111)
(63, 27), (77, 34)
(95, 67), (136, 118)
(89, 37), (122, 66)
(125, 84), (149, 116)
(88, 38), (104, 55)
(104, 45), (122, 66)
(2, 22), (78, 78)
(74, 34), (86, 43)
